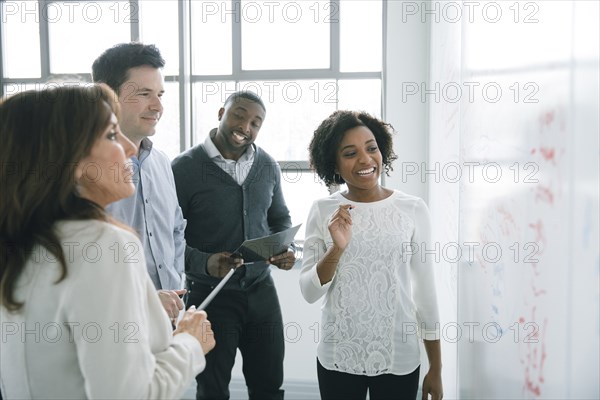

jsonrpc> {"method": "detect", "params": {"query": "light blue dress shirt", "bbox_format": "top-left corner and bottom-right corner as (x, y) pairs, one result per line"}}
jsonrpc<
(106, 138), (186, 290)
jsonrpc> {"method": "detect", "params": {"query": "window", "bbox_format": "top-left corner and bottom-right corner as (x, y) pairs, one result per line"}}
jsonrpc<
(240, 1), (330, 70)
(47, 2), (130, 74)
(0, 0), (385, 241)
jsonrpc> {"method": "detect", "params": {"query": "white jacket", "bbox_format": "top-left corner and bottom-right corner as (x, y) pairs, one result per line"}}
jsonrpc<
(0, 220), (204, 399)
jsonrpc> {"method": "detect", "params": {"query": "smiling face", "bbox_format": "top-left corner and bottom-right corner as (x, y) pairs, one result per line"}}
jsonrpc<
(336, 125), (384, 198)
(116, 65), (164, 147)
(213, 97), (265, 161)
(77, 113), (137, 208)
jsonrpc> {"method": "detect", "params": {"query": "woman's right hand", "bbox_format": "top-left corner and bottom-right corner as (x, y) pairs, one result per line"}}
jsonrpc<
(328, 204), (353, 250)
(174, 306), (215, 355)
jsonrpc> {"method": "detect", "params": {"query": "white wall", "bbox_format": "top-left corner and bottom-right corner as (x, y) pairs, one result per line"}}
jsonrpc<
(385, 1), (460, 398)
(384, 1), (430, 202)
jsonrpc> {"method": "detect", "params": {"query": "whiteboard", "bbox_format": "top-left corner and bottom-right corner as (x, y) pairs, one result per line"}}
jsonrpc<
(428, 1), (599, 398)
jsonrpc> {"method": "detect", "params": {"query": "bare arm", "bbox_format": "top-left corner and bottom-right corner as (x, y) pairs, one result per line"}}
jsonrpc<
(422, 339), (443, 400)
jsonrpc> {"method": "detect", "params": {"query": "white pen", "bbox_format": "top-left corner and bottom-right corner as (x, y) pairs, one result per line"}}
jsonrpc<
(198, 268), (236, 310)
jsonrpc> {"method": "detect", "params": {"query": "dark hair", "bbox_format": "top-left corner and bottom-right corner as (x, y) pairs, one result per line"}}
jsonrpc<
(0, 85), (119, 311)
(309, 110), (397, 186)
(91, 42), (165, 93)
(223, 91), (266, 112)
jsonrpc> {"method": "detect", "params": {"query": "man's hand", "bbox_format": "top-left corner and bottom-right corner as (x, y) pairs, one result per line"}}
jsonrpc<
(268, 248), (296, 271)
(207, 252), (244, 278)
(158, 289), (186, 324)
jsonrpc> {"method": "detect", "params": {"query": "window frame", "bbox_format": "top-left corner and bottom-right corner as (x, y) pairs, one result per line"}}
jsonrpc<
(0, 0), (384, 156)
(0, 0), (386, 244)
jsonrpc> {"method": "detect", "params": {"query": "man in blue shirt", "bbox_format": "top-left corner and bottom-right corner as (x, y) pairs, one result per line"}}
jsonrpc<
(92, 43), (186, 322)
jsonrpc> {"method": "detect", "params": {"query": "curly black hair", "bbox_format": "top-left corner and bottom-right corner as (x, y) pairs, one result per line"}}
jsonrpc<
(309, 110), (397, 186)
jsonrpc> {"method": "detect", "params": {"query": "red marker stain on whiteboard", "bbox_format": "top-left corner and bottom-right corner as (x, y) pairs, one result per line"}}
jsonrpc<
(539, 147), (556, 163)
(522, 311), (548, 397)
(535, 186), (554, 205)
(539, 110), (555, 127)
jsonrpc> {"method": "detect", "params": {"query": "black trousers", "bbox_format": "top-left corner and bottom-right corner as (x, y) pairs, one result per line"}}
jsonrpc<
(317, 359), (420, 400)
(186, 275), (285, 400)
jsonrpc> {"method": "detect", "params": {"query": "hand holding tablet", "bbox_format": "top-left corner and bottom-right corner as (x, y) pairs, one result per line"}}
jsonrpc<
(232, 224), (302, 263)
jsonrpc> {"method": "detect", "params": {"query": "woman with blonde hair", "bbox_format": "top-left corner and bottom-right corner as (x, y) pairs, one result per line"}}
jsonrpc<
(0, 85), (215, 399)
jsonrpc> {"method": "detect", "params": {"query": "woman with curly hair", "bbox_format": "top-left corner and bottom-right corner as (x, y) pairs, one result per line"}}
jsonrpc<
(0, 85), (215, 399)
(300, 110), (443, 400)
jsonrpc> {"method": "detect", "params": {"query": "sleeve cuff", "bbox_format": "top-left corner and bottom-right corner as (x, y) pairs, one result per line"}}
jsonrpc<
(172, 332), (206, 376)
(420, 328), (441, 341)
(310, 266), (333, 289)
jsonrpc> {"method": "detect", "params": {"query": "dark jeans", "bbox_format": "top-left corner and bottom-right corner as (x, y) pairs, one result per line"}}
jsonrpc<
(317, 358), (420, 400)
(186, 275), (285, 400)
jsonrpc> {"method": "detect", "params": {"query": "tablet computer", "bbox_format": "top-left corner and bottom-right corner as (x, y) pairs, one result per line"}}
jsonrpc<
(232, 224), (302, 263)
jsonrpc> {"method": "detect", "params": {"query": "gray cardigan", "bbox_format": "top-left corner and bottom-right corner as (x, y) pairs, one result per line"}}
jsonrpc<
(171, 143), (292, 288)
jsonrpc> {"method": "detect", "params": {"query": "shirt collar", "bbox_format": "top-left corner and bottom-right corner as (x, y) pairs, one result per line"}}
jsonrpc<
(135, 137), (154, 163)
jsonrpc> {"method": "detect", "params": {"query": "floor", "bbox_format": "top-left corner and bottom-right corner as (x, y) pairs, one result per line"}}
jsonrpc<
(180, 377), (321, 400)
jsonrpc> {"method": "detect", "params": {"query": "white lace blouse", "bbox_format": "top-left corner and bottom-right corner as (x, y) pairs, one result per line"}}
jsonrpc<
(300, 190), (440, 376)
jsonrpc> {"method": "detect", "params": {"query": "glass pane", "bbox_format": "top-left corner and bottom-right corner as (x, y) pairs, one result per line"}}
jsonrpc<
(191, 0), (232, 75)
(573, 1), (599, 61)
(1, 2), (41, 78)
(139, 0), (179, 75)
(337, 79), (381, 117)
(340, 0), (382, 72)
(241, 0), (330, 70)
(48, 1), (130, 74)
(239, 80), (337, 160)
(280, 171), (331, 241)
(463, 1), (572, 70)
(150, 81), (181, 160)
(192, 81), (237, 144)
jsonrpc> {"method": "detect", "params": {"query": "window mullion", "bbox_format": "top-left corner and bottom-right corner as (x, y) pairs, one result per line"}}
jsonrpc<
(0, 1), (4, 96)
(381, 0), (388, 122)
(278, 161), (311, 170)
(330, 0), (340, 74)
(331, 0), (341, 109)
(192, 70), (380, 82)
(179, 0), (192, 149)
(39, 0), (50, 79)
(232, 0), (242, 79)
(129, 0), (140, 41)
